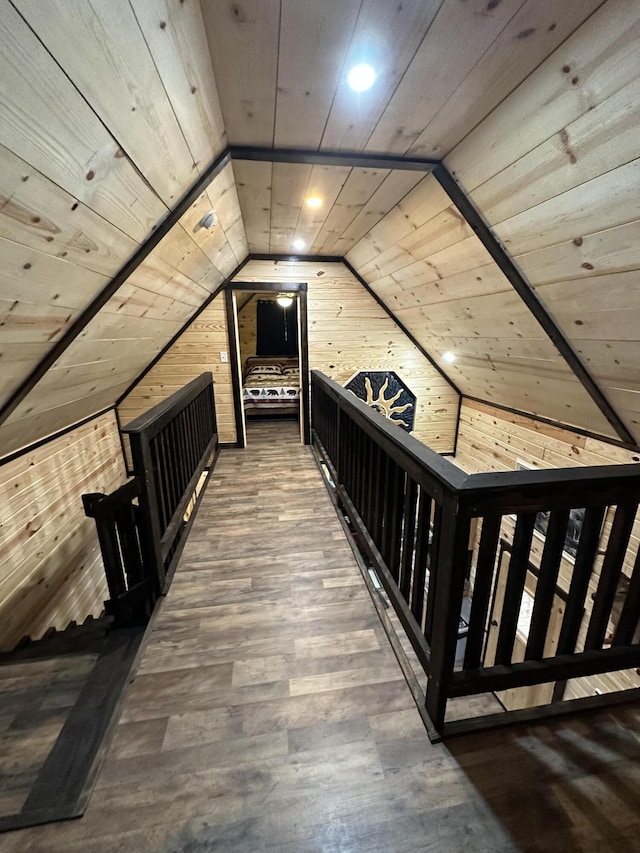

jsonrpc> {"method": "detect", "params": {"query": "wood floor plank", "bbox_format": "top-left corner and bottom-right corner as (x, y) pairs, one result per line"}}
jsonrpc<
(3, 420), (640, 850)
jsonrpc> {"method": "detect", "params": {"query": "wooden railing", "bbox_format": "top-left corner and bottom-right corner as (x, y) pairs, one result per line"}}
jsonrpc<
(82, 480), (153, 625)
(84, 373), (218, 624)
(311, 370), (640, 739)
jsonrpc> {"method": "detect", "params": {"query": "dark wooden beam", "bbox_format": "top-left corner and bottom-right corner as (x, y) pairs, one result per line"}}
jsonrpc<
(230, 146), (439, 172)
(231, 279), (308, 292)
(224, 288), (246, 449)
(434, 164), (635, 446)
(248, 252), (343, 264)
(0, 149), (233, 430)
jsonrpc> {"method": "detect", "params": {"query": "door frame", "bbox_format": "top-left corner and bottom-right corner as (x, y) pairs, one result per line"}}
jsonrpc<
(225, 281), (310, 448)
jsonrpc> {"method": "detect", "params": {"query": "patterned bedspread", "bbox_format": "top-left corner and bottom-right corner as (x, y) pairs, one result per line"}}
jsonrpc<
(243, 372), (300, 409)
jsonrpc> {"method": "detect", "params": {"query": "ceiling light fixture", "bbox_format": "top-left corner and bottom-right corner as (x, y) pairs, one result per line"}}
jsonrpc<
(292, 238), (306, 251)
(193, 209), (217, 232)
(442, 351), (456, 364)
(347, 63), (376, 92)
(277, 294), (294, 309)
(306, 196), (323, 209)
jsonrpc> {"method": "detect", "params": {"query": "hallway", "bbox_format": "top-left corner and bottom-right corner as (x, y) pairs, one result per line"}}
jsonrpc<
(3, 421), (640, 852)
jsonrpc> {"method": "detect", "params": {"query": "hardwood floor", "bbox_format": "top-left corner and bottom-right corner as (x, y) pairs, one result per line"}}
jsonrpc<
(3, 419), (640, 851)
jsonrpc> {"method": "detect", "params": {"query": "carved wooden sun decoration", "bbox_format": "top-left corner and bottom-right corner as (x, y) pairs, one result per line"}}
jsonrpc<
(345, 371), (416, 432)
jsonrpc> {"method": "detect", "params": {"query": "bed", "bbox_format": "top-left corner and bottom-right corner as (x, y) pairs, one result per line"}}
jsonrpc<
(242, 356), (301, 418)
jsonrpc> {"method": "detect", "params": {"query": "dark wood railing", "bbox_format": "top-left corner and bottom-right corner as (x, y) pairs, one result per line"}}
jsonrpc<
(84, 373), (218, 624)
(311, 370), (640, 739)
(82, 480), (153, 625)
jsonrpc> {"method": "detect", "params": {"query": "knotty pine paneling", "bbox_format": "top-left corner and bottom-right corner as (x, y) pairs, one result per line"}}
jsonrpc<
(233, 159), (423, 256)
(455, 398), (640, 701)
(0, 162), (247, 458)
(17, 0), (195, 206)
(0, 0), (234, 453)
(0, 410), (125, 651)
(235, 260), (459, 452)
(442, 0), (640, 442)
(118, 294), (236, 445)
(346, 174), (615, 438)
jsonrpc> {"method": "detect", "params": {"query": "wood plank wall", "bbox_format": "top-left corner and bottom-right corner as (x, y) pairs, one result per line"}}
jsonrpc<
(346, 171), (616, 440)
(443, 0), (640, 442)
(455, 398), (640, 700)
(119, 261), (459, 452)
(0, 410), (126, 651)
(117, 295), (237, 445)
(236, 260), (459, 452)
(0, 0), (241, 459)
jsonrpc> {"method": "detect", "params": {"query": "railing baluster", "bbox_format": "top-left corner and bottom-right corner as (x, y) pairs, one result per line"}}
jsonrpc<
(424, 503), (442, 642)
(464, 514), (501, 670)
(411, 488), (431, 626)
(494, 512), (536, 666)
(613, 543), (640, 646)
(525, 509), (570, 660)
(556, 505), (606, 655)
(585, 503), (637, 651)
(400, 477), (418, 602)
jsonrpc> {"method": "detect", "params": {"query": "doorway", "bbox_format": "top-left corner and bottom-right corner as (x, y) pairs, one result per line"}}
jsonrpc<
(225, 282), (310, 448)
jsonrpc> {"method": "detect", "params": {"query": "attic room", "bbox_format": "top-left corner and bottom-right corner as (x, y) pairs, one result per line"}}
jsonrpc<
(2, 0), (640, 848)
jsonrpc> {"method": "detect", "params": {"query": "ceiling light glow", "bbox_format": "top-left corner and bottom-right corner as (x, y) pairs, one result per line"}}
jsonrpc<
(348, 63), (376, 92)
(292, 239), (306, 251)
(442, 351), (456, 364)
(306, 196), (323, 209)
(277, 294), (294, 309)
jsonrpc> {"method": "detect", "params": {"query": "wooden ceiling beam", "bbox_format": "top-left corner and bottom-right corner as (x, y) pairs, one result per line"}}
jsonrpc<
(229, 146), (439, 173)
(433, 164), (635, 447)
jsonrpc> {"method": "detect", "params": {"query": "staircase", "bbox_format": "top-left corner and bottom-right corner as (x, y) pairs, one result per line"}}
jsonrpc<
(0, 614), (144, 832)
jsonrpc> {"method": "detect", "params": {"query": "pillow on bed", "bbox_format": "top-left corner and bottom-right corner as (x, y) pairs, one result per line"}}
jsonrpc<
(246, 364), (283, 376)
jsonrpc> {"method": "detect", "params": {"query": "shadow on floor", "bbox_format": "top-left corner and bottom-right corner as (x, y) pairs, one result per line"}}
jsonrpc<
(447, 703), (640, 852)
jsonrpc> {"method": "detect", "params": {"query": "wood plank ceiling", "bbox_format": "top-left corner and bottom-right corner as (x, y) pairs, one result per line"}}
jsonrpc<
(2, 0), (640, 457)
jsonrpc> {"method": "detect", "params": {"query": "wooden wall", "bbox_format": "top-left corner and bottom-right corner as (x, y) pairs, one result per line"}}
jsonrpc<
(343, 0), (640, 445)
(0, 410), (126, 651)
(120, 261), (459, 452)
(443, 0), (640, 442)
(118, 294), (237, 445)
(236, 260), (459, 452)
(455, 398), (640, 700)
(0, 0), (243, 460)
(346, 171), (616, 440)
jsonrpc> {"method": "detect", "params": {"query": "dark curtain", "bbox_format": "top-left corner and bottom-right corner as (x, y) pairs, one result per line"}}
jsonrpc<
(256, 300), (298, 356)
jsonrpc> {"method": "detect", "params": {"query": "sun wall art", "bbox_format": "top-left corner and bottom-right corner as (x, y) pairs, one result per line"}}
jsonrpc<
(344, 371), (416, 432)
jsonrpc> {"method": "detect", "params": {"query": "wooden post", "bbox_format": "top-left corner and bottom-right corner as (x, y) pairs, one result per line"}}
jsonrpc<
(424, 492), (471, 733)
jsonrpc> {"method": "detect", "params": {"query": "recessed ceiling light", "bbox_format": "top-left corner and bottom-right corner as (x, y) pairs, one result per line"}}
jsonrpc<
(442, 351), (456, 364)
(347, 63), (376, 92)
(306, 196), (323, 209)
(292, 238), (306, 251)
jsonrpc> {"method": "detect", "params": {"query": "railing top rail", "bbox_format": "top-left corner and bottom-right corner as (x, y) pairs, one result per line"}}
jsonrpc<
(122, 372), (213, 439)
(312, 371), (640, 504)
(312, 370), (468, 493)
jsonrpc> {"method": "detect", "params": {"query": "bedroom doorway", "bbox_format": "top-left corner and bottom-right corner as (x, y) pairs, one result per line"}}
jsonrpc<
(225, 281), (310, 449)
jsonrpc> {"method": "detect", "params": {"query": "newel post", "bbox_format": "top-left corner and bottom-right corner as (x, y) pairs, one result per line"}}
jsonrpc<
(127, 431), (165, 595)
(424, 490), (471, 735)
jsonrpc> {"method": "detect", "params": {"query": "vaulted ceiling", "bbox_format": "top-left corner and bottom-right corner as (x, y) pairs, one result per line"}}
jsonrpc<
(2, 0), (639, 459)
